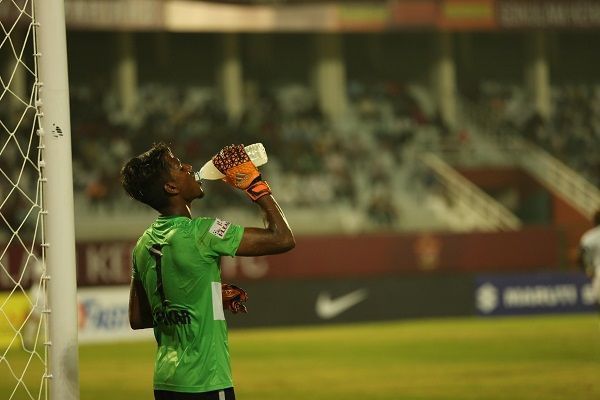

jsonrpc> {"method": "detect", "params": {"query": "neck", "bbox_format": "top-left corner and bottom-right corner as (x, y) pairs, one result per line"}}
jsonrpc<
(160, 202), (192, 218)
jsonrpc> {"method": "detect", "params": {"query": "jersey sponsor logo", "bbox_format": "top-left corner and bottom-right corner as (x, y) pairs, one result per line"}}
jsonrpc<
(153, 308), (192, 326)
(315, 289), (369, 319)
(209, 219), (231, 239)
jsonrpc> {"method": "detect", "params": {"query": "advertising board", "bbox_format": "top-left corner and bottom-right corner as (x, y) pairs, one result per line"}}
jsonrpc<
(77, 286), (152, 343)
(0, 227), (562, 289)
(475, 272), (596, 316)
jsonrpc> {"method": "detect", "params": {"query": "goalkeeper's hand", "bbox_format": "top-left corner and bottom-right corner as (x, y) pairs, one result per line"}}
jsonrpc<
(221, 283), (248, 314)
(212, 144), (272, 201)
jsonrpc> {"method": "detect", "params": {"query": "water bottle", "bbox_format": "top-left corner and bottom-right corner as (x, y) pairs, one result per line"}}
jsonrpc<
(194, 143), (268, 181)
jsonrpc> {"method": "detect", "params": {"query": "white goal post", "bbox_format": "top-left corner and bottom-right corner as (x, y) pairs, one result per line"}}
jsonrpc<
(34, 0), (80, 399)
(0, 0), (80, 398)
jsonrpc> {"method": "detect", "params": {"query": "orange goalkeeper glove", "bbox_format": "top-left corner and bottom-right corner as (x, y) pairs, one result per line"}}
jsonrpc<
(212, 144), (272, 201)
(221, 283), (248, 314)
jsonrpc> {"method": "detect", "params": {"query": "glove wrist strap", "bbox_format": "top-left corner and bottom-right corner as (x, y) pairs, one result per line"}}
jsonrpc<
(245, 180), (271, 201)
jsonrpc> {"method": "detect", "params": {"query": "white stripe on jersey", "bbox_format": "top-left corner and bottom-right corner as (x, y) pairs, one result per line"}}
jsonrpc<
(212, 282), (225, 321)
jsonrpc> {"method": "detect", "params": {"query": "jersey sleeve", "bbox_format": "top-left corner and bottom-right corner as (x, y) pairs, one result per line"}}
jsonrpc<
(195, 217), (244, 257)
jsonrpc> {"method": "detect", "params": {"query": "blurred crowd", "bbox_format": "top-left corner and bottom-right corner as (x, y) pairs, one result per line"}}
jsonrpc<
(3, 79), (599, 240)
(471, 82), (600, 187)
(67, 80), (443, 229)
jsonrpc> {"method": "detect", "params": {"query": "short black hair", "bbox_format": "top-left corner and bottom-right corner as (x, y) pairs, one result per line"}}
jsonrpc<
(120, 142), (172, 211)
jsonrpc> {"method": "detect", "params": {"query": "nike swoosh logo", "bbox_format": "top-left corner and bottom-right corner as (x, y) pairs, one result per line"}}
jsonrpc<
(316, 289), (369, 319)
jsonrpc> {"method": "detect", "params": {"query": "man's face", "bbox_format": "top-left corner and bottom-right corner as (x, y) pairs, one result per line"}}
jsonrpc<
(165, 150), (204, 201)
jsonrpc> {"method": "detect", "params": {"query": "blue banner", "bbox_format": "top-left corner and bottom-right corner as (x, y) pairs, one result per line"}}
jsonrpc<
(475, 272), (597, 316)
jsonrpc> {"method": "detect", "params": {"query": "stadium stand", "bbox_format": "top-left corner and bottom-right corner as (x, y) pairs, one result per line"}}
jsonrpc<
(4, 75), (599, 240)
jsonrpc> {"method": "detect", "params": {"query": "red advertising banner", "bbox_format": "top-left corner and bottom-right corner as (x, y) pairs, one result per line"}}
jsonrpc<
(390, 0), (439, 27)
(0, 227), (562, 290)
(255, 226), (561, 281)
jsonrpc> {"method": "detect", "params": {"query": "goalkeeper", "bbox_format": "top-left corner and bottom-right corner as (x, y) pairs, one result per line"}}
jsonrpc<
(121, 143), (295, 400)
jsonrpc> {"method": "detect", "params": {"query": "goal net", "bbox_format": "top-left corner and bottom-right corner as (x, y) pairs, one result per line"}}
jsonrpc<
(1, 0), (79, 399)
(1, 0), (49, 398)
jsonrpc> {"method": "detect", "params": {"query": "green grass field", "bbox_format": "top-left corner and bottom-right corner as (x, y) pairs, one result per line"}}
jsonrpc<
(2, 314), (600, 400)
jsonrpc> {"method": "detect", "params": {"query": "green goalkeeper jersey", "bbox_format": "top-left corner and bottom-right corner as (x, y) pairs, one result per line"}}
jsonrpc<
(132, 215), (244, 393)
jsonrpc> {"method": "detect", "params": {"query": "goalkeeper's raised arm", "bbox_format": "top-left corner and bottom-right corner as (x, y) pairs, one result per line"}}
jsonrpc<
(210, 143), (295, 256)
